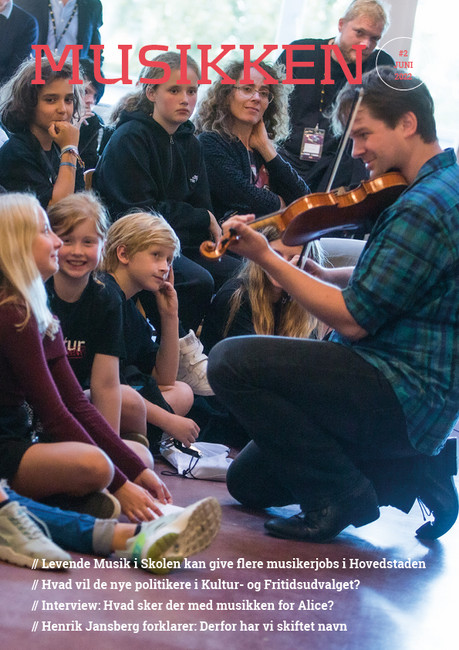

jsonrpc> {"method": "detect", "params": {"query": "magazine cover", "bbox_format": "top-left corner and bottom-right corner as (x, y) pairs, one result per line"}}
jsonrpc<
(1, 1), (458, 648)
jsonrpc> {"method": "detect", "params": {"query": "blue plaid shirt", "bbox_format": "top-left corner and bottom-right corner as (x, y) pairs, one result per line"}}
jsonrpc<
(331, 149), (459, 454)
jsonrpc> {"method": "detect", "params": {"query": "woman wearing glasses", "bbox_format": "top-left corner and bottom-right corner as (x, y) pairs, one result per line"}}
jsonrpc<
(195, 61), (308, 222)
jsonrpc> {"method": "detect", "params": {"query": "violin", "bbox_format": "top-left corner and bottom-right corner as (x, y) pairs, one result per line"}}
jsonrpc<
(201, 89), (408, 260)
(200, 171), (408, 259)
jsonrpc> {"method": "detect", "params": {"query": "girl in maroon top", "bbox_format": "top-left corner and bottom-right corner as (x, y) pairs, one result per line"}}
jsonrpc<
(0, 192), (171, 522)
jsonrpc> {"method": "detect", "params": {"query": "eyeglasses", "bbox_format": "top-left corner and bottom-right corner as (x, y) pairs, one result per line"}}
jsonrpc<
(234, 85), (274, 103)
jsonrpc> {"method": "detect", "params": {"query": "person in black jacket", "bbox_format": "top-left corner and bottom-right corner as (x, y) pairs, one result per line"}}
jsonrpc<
(201, 225), (323, 354)
(94, 51), (240, 331)
(0, 1), (38, 85)
(276, 0), (394, 192)
(15, 0), (102, 62)
(0, 56), (84, 207)
(77, 57), (111, 169)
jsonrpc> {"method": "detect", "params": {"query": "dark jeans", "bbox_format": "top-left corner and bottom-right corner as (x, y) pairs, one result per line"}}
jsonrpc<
(208, 336), (417, 512)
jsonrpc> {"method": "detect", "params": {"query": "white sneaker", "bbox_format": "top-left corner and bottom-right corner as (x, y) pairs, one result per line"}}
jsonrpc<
(0, 501), (72, 569)
(177, 330), (215, 396)
(116, 497), (221, 574)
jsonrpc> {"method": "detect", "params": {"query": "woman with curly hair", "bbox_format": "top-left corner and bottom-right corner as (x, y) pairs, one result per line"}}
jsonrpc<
(0, 57), (84, 207)
(194, 60), (309, 221)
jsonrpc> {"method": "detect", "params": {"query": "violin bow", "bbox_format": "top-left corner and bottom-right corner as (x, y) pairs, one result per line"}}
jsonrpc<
(298, 87), (364, 270)
(325, 87), (364, 193)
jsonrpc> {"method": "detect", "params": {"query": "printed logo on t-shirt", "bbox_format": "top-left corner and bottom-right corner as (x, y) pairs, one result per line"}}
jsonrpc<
(64, 338), (86, 359)
(189, 174), (198, 185)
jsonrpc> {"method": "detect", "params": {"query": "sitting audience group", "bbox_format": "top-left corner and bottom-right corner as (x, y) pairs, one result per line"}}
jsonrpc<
(0, 4), (458, 576)
(0, 48), (318, 571)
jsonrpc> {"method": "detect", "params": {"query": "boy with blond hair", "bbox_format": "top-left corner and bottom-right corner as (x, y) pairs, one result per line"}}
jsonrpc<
(101, 212), (201, 451)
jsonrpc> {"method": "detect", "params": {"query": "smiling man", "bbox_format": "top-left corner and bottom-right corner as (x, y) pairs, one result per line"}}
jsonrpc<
(277, 0), (394, 193)
(207, 66), (459, 544)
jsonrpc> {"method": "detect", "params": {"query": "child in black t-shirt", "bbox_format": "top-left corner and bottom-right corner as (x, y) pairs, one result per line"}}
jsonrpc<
(47, 192), (152, 463)
(99, 211), (200, 450)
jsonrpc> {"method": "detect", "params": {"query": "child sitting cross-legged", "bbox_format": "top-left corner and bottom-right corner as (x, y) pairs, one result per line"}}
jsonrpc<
(99, 211), (201, 452)
(0, 193), (220, 569)
(47, 192), (151, 459)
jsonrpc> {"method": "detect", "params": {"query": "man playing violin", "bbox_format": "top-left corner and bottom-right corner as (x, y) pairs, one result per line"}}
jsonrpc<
(207, 66), (459, 543)
(277, 0), (394, 192)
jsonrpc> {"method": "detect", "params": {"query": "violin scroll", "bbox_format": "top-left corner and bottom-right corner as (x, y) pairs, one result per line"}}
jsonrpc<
(199, 171), (408, 259)
(200, 229), (240, 260)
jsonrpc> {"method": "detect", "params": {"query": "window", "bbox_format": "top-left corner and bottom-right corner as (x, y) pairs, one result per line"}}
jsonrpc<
(99, 0), (457, 152)
(411, 0), (458, 149)
(98, 0), (343, 107)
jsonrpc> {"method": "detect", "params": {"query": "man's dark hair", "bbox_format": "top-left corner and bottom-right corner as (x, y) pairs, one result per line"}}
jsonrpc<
(332, 66), (437, 143)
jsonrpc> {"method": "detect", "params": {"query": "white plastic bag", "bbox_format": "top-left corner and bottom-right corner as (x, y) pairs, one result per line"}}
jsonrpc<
(160, 440), (232, 482)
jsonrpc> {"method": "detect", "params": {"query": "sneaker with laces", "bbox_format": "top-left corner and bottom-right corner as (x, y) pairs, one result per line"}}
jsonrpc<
(0, 501), (71, 569)
(116, 497), (221, 574)
(177, 330), (215, 396)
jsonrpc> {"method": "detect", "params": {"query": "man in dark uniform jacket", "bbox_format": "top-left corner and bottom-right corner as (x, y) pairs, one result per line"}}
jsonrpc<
(0, 1), (38, 84)
(277, 0), (394, 192)
(15, 0), (102, 61)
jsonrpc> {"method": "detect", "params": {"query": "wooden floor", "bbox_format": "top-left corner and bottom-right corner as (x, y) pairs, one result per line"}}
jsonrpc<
(1, 430), (458, 650)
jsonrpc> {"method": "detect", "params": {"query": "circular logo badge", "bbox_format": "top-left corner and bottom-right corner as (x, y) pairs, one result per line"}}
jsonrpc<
(376, 37), (423, 91)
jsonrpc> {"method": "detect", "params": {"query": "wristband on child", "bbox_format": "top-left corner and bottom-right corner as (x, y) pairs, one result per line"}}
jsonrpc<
(60, 145), (84, 168)
(59, 161), (77, 169)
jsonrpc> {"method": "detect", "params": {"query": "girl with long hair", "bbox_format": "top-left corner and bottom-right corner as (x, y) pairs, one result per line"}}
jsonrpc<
(0, 193), (221, 568)
(93, 51), (239, 332)
(198, 227), (324, 449)
(46, 192), (151, 459)
(0, 192), (170, 522)
(201, 226), (324, 352)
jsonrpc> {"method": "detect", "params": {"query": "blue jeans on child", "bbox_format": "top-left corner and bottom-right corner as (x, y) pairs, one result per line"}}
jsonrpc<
(4, 487), (115, 555)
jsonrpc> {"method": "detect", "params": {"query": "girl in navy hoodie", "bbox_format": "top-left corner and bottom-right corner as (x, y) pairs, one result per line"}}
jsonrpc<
(94, 52), (240, 331)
